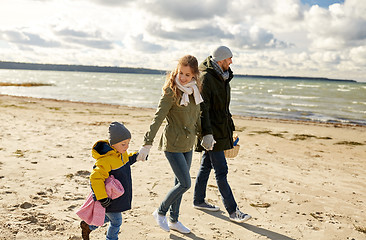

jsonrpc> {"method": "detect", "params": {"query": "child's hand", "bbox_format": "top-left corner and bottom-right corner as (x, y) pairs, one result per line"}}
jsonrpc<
(137, 145), (152, 161)
(99, 197), (112, 208)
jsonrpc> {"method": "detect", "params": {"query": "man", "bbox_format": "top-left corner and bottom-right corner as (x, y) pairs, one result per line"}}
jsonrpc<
(193, 46), (251, 223)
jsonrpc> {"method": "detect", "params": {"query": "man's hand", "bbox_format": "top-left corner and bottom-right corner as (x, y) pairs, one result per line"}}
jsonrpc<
(137, 145), (152, 161)
(201, 134), (216, 151)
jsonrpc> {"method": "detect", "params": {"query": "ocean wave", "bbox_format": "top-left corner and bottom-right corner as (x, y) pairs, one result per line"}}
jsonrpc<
(272, 94), (319, 100)
(291, 103), (318, 107)
(296, 84), (320, 88)
(2, 69), (365, 125)
(352, 101), (366, 105)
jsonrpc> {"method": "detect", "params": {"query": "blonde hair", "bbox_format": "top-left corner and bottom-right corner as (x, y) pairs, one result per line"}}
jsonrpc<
(163, 55), (201, 106)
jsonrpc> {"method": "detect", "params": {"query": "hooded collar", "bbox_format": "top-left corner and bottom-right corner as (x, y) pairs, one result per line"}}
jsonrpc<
(92, 140), (116, 159)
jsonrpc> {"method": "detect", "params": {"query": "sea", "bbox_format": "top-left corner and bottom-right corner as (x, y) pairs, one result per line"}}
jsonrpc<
(0, 69), (365, 125)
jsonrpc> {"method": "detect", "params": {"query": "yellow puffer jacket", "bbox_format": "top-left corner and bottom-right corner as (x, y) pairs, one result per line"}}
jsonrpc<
(90, 140), (137, 212)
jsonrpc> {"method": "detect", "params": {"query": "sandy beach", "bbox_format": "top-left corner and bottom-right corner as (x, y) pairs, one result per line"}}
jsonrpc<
(0, 94), (365, 240)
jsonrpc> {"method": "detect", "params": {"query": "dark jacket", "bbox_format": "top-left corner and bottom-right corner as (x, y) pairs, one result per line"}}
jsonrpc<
(90, 140), (137, 212)
(196, 56), (235, 152)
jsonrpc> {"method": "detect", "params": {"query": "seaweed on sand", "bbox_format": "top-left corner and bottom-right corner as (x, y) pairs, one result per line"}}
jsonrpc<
(0, 82), (54, 87)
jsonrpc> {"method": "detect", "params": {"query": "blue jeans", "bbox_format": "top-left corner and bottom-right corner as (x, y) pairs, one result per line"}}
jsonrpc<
(158, 151), (192, 222)
(194, 150), (237, 214)
(89, 212), (122, 240)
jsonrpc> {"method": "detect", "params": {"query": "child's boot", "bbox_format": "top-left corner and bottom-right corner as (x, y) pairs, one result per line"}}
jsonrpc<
(80, 221), (92, 240)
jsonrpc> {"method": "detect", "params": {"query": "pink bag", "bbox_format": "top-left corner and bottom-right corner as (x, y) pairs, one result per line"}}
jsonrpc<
(76, 192), (105, 226)
(76, 175), (124, 226)
(105, 175), (125, 199)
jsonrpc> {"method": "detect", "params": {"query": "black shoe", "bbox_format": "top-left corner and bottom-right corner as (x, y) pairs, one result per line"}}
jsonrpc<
(193, 201), (220, 211)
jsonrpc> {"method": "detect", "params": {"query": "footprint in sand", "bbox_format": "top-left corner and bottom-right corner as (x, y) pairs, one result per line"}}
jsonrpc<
(20, 202), (36, 209)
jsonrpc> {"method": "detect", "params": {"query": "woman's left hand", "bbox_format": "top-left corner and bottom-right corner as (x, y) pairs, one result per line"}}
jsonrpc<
(137, 145), (152, 161)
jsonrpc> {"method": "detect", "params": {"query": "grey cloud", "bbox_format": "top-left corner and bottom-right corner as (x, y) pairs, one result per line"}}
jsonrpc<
(94, 0), (133, 6)
(18, 45), (34, 51)
(130, 34), (164, 53)
(306, 2), (366, 49)
(76, 0), (227, 20)
(64, 37), (114, 49)
(0, 30), (60, 48)
(341, 19), (366, 42)
(313, 18), (366, 45)
(147, 22), (291, 49)
(142, 0), (229, 20)
(55, 28), (114, 49)
(56, 29), (93, 38)
(77, 0), (133, 6)
(231, 27), (292, 49)
(227, 0), (304, 25)
(147, 23), (233, 41)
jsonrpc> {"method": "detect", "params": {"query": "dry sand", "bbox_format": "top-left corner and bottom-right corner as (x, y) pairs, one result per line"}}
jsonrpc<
(0, 94), (365, 240)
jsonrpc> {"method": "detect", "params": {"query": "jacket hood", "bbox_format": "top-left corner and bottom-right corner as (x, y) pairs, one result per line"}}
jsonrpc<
(199, 56), (214, 72)
(200, 56), (233, 83)
(92, 140), (115, 159)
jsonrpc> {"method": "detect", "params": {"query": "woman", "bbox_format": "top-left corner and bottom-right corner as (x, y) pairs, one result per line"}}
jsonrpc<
(137, 55), (202, 234)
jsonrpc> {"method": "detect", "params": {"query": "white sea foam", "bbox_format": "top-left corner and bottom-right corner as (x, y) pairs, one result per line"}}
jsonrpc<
(291, 103), (318, 107)
(272, 94), (319, 100)
(297, 84), (320, 88)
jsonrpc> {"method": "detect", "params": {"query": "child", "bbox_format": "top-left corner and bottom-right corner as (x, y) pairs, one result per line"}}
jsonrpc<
(80, 121), (140, 240)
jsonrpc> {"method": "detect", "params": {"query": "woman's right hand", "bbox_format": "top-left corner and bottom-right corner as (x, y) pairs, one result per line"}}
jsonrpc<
(137, 145), (152, 161)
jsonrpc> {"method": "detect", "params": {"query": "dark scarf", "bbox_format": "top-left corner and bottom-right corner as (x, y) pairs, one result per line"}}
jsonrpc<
(211, 58), (230, 81)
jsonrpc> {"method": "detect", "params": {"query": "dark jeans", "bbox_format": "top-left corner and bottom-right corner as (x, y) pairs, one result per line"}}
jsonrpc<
(158, 151), (192, 222)
(194, 150), (237, 214)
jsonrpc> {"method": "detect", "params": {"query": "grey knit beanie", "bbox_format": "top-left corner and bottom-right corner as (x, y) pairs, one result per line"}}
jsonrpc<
(212, 46), (233, 62)
(109, 122), (131, 145)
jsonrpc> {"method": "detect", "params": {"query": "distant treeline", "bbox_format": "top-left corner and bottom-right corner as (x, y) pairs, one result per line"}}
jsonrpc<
(235, 74), (357, 83)
(0, 61), (165, 75)
(0, 61), (357, 82)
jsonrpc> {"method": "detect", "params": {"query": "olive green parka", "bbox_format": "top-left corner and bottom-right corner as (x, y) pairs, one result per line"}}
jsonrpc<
(143, 87), (201, 152)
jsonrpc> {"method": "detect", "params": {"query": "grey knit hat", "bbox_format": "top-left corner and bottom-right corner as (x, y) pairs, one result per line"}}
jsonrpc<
(109, 122), (131, 145)
(212, 46), (233, 61)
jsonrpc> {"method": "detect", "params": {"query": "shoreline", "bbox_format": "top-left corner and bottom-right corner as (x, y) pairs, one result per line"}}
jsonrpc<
(1, 94), (365, 239)
(2, 94), (365, 129)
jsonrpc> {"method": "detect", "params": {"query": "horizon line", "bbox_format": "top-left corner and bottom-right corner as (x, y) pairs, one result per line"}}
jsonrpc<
(0, 60), (358, 83)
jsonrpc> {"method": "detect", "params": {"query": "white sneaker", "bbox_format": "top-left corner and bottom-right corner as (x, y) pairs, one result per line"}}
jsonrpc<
(152, 209), (170, 232)
(168, 221), (190, 234)
(229, 207), (252, 223)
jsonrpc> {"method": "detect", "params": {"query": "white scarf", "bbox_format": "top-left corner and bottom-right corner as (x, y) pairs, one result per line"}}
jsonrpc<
(175, 75), (203, 106)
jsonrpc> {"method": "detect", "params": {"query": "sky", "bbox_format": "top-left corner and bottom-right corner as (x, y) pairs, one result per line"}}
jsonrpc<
(0, 0), (366, 82)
